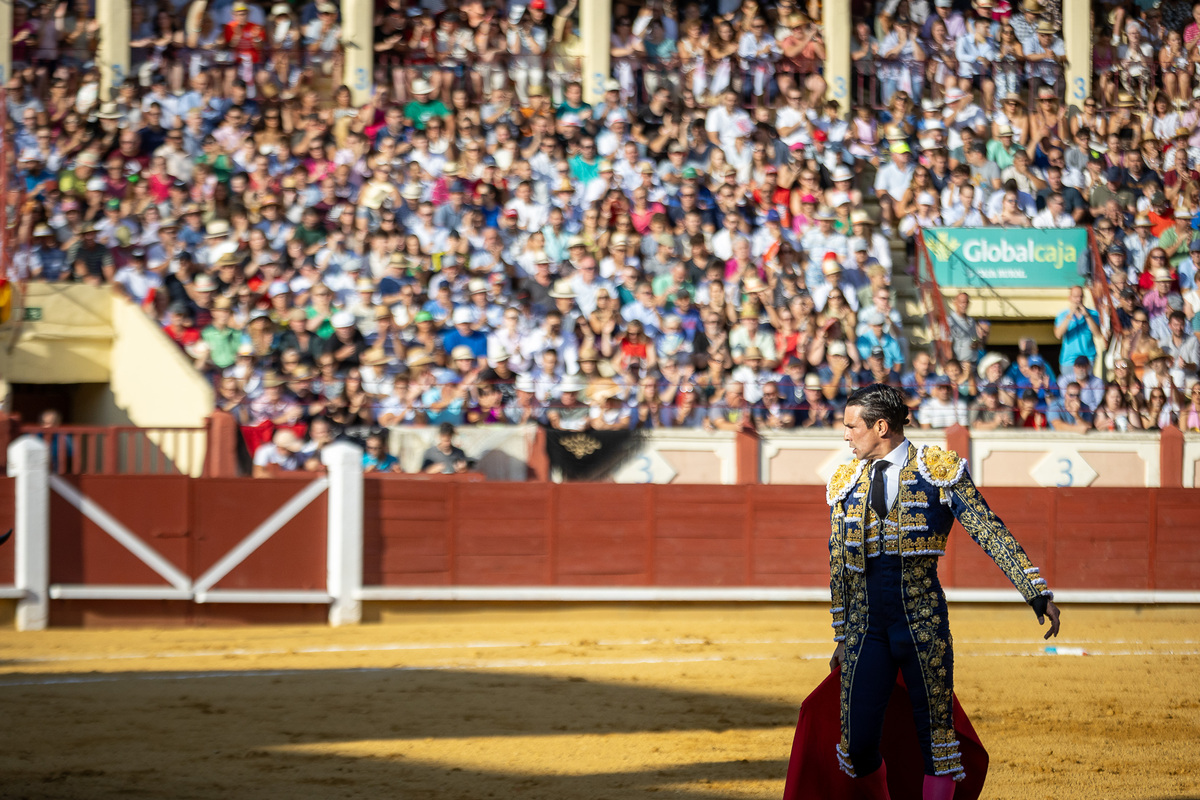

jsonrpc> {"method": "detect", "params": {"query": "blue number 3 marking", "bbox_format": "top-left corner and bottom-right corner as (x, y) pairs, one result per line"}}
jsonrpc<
(833, 76), (847, 100)
(634, 455), (653, 483)
(1072, 77), (1085, 101)
(1056, 458), (1074, 487)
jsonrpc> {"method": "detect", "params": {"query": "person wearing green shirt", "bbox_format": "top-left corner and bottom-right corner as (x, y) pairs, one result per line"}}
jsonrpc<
(569, 136), (600, 183)
(985, 126), (1019, 171)
(652, 261), (696, 306)
(195, 138), (234, 183)
(293, 208), (328, 253)
(554, 81), (593, 119)
(1157, 212), (1199, 270)
(58, 152), (101, 197)
(403, 78), (450, 130)
(201, 300), (242, 368)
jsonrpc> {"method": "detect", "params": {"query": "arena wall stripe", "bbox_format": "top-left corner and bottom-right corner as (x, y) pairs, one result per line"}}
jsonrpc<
(7, 432), (1200, 628)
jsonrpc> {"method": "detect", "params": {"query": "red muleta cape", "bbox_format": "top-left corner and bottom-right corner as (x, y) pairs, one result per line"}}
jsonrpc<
(782, 668), (989, 800)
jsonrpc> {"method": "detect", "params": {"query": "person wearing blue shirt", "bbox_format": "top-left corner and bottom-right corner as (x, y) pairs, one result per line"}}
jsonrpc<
(1180, 239), (1200, 290)
(1054, 285), (1103, 372)
(901, 350), (938, 406)
(363, 432), (401, 473)
(440, 308), (490, 359)
(1012, 355), (1061, 409)
(1057, 355), (1105, 411)
(1048, 383), (1095, 432)
(856, 319), (905, 372)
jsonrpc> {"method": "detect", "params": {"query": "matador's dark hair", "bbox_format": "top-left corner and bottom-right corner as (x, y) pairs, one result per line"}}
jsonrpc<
(846, 383), (908, 435)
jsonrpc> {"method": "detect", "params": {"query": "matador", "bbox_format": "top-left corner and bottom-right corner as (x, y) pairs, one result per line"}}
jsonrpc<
(827, 384), (1061, 800)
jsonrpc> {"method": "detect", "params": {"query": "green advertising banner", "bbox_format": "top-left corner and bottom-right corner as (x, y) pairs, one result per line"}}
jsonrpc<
(924, 227), (1088, 288)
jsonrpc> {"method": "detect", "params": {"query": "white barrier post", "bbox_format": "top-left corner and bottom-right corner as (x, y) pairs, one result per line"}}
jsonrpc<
(7, 437), (50, 631)
(323, 441), (363, 626)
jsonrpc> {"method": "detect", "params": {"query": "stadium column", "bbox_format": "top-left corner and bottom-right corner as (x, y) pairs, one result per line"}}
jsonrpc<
(323, 441), (364, 627)
(0, 1), (11, 85)
(824, 0), (851, 106)
(97, 0), (131, 101)
(342, 0), (375, 107)
(7, 436), (50, 632)
(580, 0), (611, 105)
(1062, 0), (1091, 107)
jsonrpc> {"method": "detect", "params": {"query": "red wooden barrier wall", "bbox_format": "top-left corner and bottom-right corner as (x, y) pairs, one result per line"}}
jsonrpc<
(0, 478), (14, 588)
(363, 484), (1200, 593)
(48, 476), (327, 626)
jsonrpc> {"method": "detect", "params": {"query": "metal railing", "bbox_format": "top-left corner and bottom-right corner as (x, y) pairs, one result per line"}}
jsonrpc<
(20, 423), (211, 477)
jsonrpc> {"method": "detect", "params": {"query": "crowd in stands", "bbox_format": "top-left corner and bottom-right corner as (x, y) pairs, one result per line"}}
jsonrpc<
(7, 0), (1200, 474)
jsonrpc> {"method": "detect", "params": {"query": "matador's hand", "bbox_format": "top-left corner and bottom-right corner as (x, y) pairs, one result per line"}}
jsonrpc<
(1038, 600), (1061, 640)
(829, 642), (845, 672)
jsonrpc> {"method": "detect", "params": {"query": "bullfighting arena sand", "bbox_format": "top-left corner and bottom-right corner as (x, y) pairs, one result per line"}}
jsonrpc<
(0, 604), (1197, 799)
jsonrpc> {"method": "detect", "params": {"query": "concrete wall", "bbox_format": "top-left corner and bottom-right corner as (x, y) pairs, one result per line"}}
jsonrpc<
(0, 284), (113, 386)
(109, 296), (214, 429)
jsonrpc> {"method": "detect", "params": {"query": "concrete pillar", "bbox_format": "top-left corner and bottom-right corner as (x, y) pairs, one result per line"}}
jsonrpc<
(97, 0), (131, 100)
(823, 0), (851, 105)
(323, 441), (363, 627)
(0, 1), (11, 85)
(580, 0), (611, 105)
(1062, 0), (1090, 107)
(341, 0), (375, 106)
(7, 436), (50, 631)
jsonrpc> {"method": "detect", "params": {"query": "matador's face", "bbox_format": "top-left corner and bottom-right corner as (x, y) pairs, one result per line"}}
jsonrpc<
(842, 405), (889, 462)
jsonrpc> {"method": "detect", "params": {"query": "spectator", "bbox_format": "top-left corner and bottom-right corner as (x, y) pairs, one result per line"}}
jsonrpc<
(1058, 356), (1105, 411)
(10, 0), (1196, 467)
(363, 432), (402, 473)
(1094, 382), (1145, 432)
(1054, 285), (1104, 373)
(420, 423), (470, 474)
(945, 292), (977, 366)
(252, 428), (305, 476)
(918, 378), (968, 428)
(1048, 383), (1094, 432)
(969, 385), (1014, 430)
(1014, 388), (1049, 429)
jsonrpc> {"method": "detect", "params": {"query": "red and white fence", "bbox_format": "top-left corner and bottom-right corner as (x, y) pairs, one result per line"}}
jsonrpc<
(3, 433), (1199, 630)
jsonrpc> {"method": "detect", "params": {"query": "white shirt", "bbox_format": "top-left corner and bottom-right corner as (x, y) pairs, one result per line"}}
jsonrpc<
(868, 438), (911, 512)
(1032, 209), (1074, 229)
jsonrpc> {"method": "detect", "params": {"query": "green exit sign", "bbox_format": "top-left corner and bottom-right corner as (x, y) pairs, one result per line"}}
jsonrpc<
(24, 307), (43, 322)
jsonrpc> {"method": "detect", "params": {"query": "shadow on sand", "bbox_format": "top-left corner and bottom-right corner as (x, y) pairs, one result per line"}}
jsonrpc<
(0, 666), (797, 799)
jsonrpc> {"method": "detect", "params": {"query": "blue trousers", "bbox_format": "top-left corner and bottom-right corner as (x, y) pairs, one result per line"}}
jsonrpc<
(844, 553), (953, 777)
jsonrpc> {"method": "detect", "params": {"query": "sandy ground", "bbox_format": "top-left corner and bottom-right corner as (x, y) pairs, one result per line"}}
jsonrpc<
(0, 605), (1198, 800)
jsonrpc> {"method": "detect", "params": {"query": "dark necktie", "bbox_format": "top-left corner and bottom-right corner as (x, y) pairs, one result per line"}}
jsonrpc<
(870, 461), (889, 521)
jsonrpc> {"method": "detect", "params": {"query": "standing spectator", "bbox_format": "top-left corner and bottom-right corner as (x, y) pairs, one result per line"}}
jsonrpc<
(1054, 285), (1104, 374)
(945, 292), (978, 366)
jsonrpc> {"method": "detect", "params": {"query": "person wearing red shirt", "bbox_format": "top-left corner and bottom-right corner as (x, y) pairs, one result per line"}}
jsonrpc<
(1014, 388), (1049, 429)
(223, 2), (266, 65)
(163, 303), (202, 350)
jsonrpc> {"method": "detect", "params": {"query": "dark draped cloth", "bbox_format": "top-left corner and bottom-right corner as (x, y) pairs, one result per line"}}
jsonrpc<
(542, 426), (643, 481)
(782, 667), (989, 800)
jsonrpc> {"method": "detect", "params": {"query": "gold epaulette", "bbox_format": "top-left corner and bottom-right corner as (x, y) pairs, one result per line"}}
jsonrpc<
(917, 445), (968, 487)
(826, 460), (865, 506)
